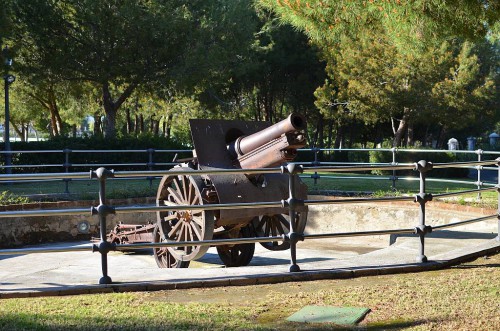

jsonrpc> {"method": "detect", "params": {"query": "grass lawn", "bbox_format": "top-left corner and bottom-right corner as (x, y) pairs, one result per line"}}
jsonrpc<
(0, 172), (497, 207)
(0, 178), (160, 202)
(0, 253), (498, 330)
(302, 173), (498, 207)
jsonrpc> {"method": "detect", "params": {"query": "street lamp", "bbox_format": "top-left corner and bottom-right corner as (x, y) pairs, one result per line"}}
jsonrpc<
(3, 46), (15, 175)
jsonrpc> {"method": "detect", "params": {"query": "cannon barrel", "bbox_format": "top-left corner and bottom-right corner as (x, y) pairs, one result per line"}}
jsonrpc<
(228, 113), (306, 158)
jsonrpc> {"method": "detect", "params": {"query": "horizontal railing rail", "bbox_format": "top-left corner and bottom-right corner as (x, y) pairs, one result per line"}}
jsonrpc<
(1, 147), (499, 198)
(0, 156), (499, 286)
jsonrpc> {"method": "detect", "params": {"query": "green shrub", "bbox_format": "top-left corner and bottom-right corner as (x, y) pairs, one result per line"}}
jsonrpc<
(0, 191), (31, 205)
(369, 148), (473, 178)
(0, 134), (191, 174)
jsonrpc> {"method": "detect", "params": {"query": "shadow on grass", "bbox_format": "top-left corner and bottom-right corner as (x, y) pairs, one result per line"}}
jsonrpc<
(0, 314), (441, 331)
(0, 313), (240, 331)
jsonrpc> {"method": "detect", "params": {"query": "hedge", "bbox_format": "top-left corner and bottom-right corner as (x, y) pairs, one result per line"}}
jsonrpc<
(0, 135), (191, 174)
(368, 149), (473, 178)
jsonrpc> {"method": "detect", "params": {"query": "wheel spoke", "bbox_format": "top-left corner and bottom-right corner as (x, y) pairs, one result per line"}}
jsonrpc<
(276, 220), (287, 235)
(187, 180), (195, 204)
(156, 248), (167, 258)
(190, 222), (202, 241)
(256, 217), (266, 232)
(191, 214), (205, 227)
(270, 218), (277, 236)
(167, 187), (183, 205)
(191, 194), (200, 206)
(187, 222), (194, 241)
(181, 176), (189, 203)
(167, 220), (183, 239)
(264, 220), (271, 237)
(175, 223), (185, 242)
(172, 177), (186, 203)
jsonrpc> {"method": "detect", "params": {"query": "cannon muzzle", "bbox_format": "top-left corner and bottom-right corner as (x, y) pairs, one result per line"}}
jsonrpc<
(227, 113), (306, 169)
(228, 113), (306, 158)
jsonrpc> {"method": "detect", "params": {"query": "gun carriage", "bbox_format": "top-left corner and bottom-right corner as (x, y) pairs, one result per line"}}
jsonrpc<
(110, 114), (309, 268)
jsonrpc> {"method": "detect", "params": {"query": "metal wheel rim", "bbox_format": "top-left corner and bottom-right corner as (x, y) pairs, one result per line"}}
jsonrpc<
(253, 214), (291, 251)
(153, 224), (189, 268)
(156, 169), (214, 262)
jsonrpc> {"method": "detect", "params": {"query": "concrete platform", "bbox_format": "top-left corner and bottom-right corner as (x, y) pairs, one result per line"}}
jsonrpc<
(1, 229), (499, 298)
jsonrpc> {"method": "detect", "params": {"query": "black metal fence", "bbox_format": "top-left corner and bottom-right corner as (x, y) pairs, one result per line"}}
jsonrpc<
(0, 157), (498, 285)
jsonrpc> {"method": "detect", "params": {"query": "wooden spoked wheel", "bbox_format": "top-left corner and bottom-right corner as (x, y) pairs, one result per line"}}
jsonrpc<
(153, 223), (189, 268)
(216, 225), (255, 267)
(252, 214), (290, 251)
(154, 169), (215, 268)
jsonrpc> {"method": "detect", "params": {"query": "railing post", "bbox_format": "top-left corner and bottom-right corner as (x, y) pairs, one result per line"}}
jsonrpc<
(414, 160), (433, 263)
(282, 163), (305, 272)
(391, 147), (398, 191)
(476, 149), (483, 201)
(63, 149), (71, 194)
(497, 158), (500, 241)
(312, 147), (320, 185)
(147, 148), (155, 188)
(91, 167), (116, 285)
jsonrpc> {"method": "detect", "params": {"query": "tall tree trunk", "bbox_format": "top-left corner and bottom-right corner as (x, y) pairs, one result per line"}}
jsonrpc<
(94, 111), (102, 135)
(326, 118), (334, 148)
(48, 89), (63, 135)
(317, 115), (325, 148)
(50, 111), (58, 137)
(134, 114), (139, 134)
(12, 123), (25, 142)
(165, 113), (173, 138)
(139, 114), (144, 133)
(334, 122), (344, 149)
(26, 86), (63, 136)
(102, 81), (137, 138)
(150, 115), (159, 135)
(347, 122), (354, 148)
(407, 121), (414, 147)
(126, 108), (133, 134)
(437, 125), (448, 149)
(392, 108), (411, 147)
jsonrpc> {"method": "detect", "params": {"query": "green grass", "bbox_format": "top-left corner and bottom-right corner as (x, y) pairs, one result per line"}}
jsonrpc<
(1, 253), (499, 330)
(0, 178), (160, 203)
(302, 172), (498, 206)
(302, 172), (481, 193)
(0, 172), (496, 207)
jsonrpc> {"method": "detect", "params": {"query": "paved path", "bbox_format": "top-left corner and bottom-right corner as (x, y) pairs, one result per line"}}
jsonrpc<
(1, 228), (499, 298)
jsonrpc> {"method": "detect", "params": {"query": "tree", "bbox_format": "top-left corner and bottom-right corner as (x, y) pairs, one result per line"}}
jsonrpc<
(11, 0), (255, 138)
(262, 1), (499, 148)
(259, 1), (499, 54)
(197, 7), (325, 146)
(431, 40), (499, 145)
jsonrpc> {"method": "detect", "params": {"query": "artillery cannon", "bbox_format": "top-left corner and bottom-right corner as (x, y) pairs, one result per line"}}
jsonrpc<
(153, 113), (309, 268)
(152, 114), (308, 268)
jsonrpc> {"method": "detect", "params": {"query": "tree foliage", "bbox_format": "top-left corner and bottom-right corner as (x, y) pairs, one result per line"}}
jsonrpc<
(0, 0), (498, 151)
(10, 0), (255, 138)
(259, 0), (499, 52)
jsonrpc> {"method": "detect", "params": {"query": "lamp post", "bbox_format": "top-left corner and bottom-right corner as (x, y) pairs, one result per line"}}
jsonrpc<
(3, 46), (15, 175)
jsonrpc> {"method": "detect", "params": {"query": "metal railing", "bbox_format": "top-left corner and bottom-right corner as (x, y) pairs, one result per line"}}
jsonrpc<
(0, 157), (499, 285)
(2, 147), (499, 198)
(299, 148), (500, 199)
(0, 148), (187, 192)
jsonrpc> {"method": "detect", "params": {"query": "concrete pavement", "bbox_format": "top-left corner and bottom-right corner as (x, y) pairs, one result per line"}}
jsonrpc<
(1, 227), (499, 298)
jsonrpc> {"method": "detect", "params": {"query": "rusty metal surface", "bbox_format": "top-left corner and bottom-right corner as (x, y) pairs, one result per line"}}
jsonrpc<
(106, 223), (155, 244)
(228, 113), (306, 157)
(189, 118), (269, 169)
(189, 116), (307, 225)
(236, 132), (305, 169)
